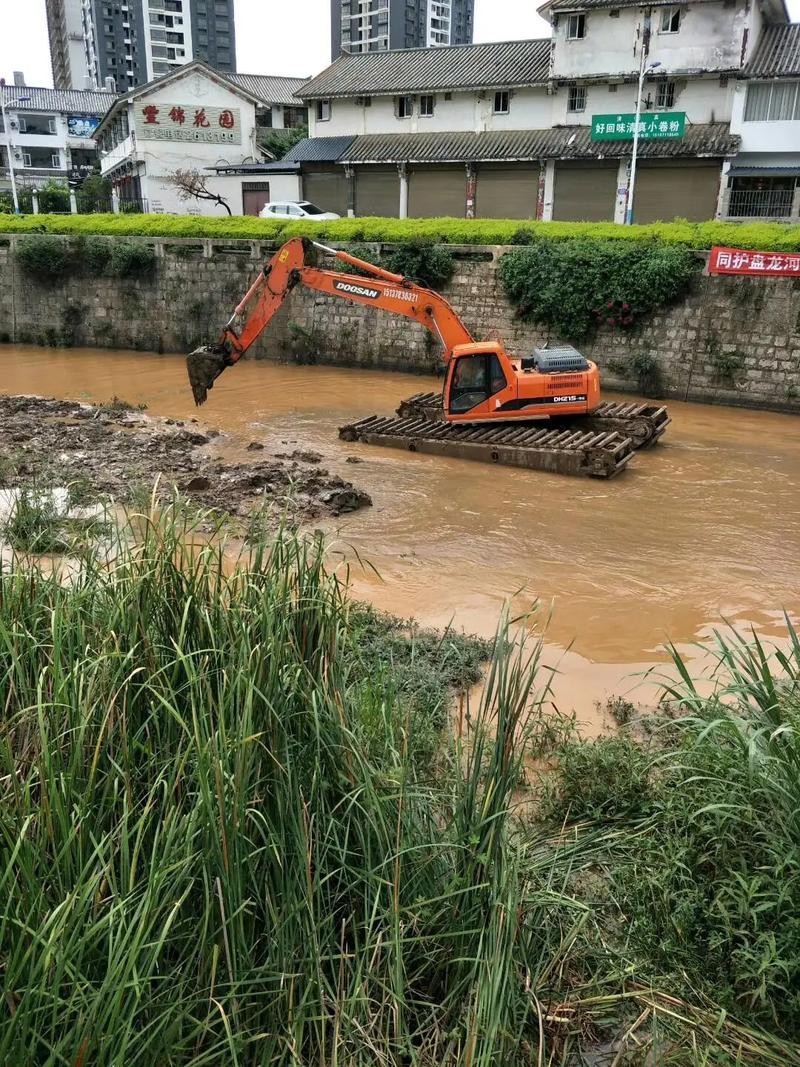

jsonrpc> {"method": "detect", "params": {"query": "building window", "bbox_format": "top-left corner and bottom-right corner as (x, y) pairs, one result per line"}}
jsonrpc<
(659, 7), (681, 32)
(656, 80), (676, 108)
(420, 93), (434, 116)
(567, 84), (587, 112)
(566, 13), (585, 39)
(744, 80), (800, 121)
(493, 90), (509, 114)
(315, 98), (331, 121)
(396, 95), (413, 118)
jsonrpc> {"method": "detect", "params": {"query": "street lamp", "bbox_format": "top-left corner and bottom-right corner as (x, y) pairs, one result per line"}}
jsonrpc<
(625, 59), (661, 225)
(0, 79), (31, 215)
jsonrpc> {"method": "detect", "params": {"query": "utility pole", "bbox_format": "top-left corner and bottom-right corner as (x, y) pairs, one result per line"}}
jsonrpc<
(625, 18), (660, 225)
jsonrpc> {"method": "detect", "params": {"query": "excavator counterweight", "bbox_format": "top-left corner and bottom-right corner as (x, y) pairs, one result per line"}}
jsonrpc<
(186, 237), (669, 477)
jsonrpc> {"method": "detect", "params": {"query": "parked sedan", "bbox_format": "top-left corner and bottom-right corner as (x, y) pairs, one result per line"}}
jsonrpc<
(260, 200), (341, 220)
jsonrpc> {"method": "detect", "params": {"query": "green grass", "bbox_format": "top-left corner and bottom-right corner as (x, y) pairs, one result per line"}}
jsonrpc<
(1, 498), (798, 1063)
(3, 212), (800, 249)
(538, 621), (800, 1044)
(0, 501), (582, 1065)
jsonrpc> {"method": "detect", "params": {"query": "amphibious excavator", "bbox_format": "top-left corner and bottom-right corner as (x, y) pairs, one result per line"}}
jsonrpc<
(187, 237), (669, 478)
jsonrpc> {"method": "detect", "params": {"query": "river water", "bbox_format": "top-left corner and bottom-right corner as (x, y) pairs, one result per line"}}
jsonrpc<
(3, 344), (799, 730)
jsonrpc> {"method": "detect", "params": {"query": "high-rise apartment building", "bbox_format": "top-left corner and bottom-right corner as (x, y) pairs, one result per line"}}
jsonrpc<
(330, 0), (473, 58)
(45, 0), (236, 91)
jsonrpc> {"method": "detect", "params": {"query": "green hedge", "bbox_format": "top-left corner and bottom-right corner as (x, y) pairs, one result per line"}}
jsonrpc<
(2, 212), (800, 250)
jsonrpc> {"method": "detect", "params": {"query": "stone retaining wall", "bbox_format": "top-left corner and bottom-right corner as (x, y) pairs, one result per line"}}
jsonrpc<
(0, 234), (798, 412)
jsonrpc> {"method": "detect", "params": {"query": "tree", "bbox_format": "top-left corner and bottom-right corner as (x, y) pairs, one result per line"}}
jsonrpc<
(162, 168), (232, 215)
(257, 125), (308, 160)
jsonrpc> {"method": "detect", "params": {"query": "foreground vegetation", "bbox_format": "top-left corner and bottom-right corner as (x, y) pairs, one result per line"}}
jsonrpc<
(0, 501), (798, 1064)
(2, 211), (800, 249)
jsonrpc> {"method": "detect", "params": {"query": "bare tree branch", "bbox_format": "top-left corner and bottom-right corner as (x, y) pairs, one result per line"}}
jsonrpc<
(162, 168), (233, 216)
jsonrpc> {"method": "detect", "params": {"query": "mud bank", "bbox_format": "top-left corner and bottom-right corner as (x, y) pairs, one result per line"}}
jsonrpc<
(0, 394), (371, 521)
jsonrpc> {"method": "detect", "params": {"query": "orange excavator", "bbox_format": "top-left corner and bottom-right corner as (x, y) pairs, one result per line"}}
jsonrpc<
(187, 236), (599, 418)
(187, 237), (668, 478)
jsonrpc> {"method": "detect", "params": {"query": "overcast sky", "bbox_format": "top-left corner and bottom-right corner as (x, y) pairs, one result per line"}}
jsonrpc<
(1, 0), (797, 87)
(0, 0), (552, 86)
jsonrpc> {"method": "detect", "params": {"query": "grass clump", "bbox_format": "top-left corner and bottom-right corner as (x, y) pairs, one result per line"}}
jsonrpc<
(2, 212), (800, 250)
(538, 622), (800, 1042)
(3, 487), (66, 552)
(0, 501), (592, 1065)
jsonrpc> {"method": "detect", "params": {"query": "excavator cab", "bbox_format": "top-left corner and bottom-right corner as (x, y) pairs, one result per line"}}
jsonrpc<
(444, 342), (600, 422)
(445, 344), (515, 418)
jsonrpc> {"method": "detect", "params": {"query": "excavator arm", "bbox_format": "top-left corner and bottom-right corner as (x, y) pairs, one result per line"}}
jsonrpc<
(187, 236), (474, 405)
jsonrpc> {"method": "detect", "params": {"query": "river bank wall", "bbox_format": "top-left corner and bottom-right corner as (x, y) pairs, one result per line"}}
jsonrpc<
(0, 234), (798, 413)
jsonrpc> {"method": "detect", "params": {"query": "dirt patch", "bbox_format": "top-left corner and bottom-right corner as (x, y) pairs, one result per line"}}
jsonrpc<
(0, 394), (371, 522)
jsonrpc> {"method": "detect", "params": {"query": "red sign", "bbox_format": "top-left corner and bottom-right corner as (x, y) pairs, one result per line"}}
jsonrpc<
(709, 246), (800, 277)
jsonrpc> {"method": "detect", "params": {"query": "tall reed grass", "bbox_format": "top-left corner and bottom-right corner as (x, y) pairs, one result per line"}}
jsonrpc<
(0, 502), (588, 1065)
(1, 502), (797, 1064)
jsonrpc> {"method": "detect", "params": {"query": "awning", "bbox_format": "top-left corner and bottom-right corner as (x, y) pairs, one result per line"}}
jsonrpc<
(728, 166), (800, 176)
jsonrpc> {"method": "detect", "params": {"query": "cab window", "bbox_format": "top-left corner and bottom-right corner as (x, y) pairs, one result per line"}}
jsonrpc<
(449, 354), (507, 413)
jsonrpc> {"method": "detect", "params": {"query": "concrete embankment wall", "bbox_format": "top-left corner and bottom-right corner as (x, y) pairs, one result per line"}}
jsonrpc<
(0, 234), (798, 413)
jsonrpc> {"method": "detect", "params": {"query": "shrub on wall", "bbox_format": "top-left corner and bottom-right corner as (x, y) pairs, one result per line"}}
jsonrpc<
(498, 239), (699, 341)
(15, 235), (72, 279)
(344, 241), (455, 289)
(108, 240), (156, 277)
(15, 234), (155, 281)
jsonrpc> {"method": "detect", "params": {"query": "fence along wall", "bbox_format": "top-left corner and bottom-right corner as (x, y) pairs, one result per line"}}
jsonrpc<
(0, 234), (798, 413)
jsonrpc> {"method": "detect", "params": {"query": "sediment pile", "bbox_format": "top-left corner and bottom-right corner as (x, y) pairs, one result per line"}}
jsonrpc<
(0, 394), (371, 520)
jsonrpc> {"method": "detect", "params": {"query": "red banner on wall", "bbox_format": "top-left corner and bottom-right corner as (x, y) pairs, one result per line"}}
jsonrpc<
(709, 246), (800, 276)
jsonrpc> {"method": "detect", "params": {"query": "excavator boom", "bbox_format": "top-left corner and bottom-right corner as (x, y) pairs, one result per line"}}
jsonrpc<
(187, 236), (472, 404)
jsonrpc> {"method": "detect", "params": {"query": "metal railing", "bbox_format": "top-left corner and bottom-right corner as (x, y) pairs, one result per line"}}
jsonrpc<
(727, 187), (795, 219)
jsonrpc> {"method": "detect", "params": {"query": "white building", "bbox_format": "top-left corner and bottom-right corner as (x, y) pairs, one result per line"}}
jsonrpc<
(727, 22), (800, 217)
(95, 62), (309, 214)
(281, 0), (797, 221)
(0, 77), (115, 193)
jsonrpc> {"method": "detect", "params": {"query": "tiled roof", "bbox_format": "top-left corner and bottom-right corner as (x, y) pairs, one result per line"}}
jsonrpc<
(225, 73), (309, 106)
(744, 23), (800, 77)
(540, 0), (717, 12)
(284, 135), (356, 161)
(338, 124), (739, 163)
(298, 39), (551, 99)
(0, 84), (115, 114)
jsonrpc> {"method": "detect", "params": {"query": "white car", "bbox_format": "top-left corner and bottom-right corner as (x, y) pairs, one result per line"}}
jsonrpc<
(260, 200), (341, 220)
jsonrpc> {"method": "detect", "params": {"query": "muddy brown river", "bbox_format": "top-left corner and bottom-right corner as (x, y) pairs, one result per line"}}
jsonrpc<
(3, 344), (799, 730)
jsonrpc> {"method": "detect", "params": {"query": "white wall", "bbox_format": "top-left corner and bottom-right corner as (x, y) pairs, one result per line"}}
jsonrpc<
(309, 86), (556, 136)
(730, 79), (800, 152)
(264, 173), (303, 200)
(551, 0), (754, 80)
(551, 75), (732, 125)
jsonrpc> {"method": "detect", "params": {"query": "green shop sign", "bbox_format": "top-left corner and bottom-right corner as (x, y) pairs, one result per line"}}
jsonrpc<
(590, 112), (686, 141)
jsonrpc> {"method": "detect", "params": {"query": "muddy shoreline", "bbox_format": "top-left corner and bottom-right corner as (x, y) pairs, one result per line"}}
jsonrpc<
(0, 394), (371, 522)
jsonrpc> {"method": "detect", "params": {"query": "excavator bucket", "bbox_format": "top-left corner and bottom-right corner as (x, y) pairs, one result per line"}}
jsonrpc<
(186, 345), (229, 406)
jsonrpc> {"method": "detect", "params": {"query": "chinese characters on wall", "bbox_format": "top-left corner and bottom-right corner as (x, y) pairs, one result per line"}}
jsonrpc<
(709, 246), (800, 277)
(137, 101), (241, 144)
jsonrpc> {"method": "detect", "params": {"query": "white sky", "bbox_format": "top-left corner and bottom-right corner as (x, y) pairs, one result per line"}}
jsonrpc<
(0, 0), (797, 87)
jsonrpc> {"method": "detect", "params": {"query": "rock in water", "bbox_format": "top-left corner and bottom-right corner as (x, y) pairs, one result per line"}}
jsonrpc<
(186, 345), (230, 406)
